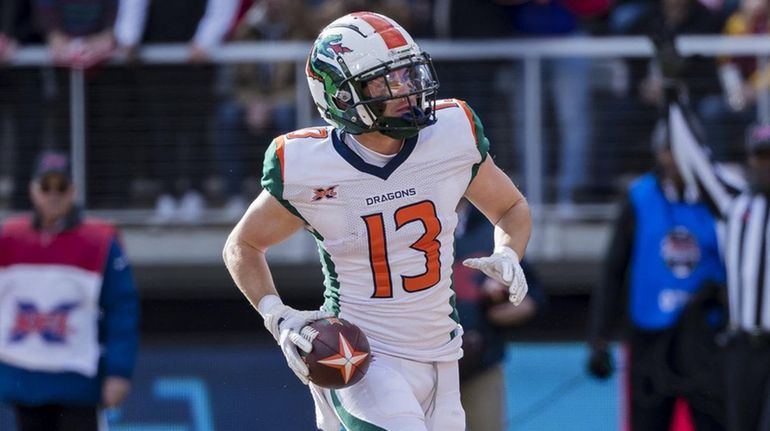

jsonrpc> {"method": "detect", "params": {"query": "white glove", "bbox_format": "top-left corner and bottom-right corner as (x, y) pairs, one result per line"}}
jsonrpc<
(462, 246), (528, 306)
(257, 295), (335, 384)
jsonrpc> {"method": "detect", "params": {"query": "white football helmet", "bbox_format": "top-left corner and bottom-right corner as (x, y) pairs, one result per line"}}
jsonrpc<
(306, 12), (439, 139)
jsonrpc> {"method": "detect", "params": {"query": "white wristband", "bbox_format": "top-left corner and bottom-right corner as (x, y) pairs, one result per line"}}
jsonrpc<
(256, 294), (283, 318)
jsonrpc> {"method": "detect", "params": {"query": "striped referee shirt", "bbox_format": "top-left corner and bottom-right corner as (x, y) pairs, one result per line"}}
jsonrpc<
(669, 101), (770, 333)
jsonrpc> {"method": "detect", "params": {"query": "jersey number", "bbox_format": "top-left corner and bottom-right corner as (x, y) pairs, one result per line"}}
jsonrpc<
(362, 200), (442, 298)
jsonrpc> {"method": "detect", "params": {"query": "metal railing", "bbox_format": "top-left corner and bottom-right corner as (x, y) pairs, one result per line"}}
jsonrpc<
(6, 35), (770, 211)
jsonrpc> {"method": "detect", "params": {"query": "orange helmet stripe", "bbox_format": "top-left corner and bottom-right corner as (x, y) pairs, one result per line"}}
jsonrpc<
(352, 12), (408, 49)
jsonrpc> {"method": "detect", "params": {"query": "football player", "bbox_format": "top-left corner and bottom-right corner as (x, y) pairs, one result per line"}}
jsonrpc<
(223, 11), (531, 431)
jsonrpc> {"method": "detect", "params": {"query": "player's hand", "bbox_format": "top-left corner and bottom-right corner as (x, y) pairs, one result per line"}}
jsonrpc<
(258, 295), (334, 384)
(102, 376), (131, 407)
(587, 345), (614, 379)
(463, 246), (528, 306)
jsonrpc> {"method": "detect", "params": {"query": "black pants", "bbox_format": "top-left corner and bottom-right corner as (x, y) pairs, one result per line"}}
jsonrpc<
(13, 404), (99, 431)
(628, 331), (724, 431)
(724, 333), (770, 431)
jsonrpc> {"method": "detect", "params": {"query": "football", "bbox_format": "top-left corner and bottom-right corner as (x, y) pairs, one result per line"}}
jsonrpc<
(301, 317), (371, 389)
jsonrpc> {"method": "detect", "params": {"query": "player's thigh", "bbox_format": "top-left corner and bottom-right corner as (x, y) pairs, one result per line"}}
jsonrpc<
(426, 360), (465, 431)
(330, 354), (428, 430)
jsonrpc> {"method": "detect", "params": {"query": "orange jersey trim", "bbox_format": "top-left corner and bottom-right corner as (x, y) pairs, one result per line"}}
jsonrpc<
(434, 100), (459, 111)
(457, 101), (478, 145)
(275, 135), (286, 179)
(353, 12), (408, 49)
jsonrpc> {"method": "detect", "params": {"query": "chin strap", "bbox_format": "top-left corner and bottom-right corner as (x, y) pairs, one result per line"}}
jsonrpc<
(379, 106), (436, 139)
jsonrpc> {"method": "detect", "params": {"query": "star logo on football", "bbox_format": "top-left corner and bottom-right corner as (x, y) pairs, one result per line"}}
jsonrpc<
(317, 333), (369, 384)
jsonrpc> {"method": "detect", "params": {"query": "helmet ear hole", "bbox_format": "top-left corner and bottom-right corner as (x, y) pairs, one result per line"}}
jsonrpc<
(333, 89), (352, 110)
(333, 98), (348, 110)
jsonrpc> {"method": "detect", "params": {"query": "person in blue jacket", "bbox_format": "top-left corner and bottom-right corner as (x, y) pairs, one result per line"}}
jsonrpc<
(0, 150), (140, 431)
(586, 120), (727, 430)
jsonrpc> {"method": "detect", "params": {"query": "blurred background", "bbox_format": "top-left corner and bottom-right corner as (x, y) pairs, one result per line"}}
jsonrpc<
(1, 0), (768, 429)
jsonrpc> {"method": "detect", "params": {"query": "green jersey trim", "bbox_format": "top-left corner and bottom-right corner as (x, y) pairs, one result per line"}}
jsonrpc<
(457, 101), (490, 180)
(331, 390), (387, 431)
(261, 137), (307, 223)
(309, 230), (341, 315)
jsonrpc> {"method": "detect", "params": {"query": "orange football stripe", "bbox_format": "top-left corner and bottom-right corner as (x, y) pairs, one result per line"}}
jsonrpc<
(352, 12), (408, 49)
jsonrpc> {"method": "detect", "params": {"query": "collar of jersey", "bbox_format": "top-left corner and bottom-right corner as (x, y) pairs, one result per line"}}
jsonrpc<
(332, 130), (418, 180)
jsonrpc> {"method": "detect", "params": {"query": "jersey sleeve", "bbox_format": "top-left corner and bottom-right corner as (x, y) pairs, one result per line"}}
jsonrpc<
(456, 100), (490, 179)
(261, 135), (307, 221)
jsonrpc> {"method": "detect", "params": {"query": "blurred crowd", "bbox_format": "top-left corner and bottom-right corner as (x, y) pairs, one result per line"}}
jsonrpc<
(0, 0), (768, 223)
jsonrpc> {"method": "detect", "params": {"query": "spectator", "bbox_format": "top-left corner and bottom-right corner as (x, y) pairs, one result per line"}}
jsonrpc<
(314, 0), (416, 32)
(496, 0), (607, 208)
(0, 151), (140, 431)
(698, 0), (770, 159)
(595, 0), (725, 193)
(212, 0), (317, 220)
(606, 0), (659, 34)
(35, 0), (117, 69)
(115, 0), (241, 62)
(432, 0), (516, 184)
(29, 0), (125, 209)
(638, 1), (724, 108)
(1, 0), (42, 210)
(587, 119), (727, 430)
(114, 0), (240, 222)
(433, 0), (513, 39)
(212, 0), (417, 220)
(454, 199), (545, 431)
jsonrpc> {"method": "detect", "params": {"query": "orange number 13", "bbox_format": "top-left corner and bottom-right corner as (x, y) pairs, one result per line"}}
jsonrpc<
(362, 200), (442, 298)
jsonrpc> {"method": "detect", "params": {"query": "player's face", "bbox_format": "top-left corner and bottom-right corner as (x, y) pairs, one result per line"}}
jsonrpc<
(363, 64), (432, 117)
(30, 174), (75, 222)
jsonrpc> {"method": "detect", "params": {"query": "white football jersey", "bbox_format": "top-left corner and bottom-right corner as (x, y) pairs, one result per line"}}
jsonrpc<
(262, 99), (489, 362)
